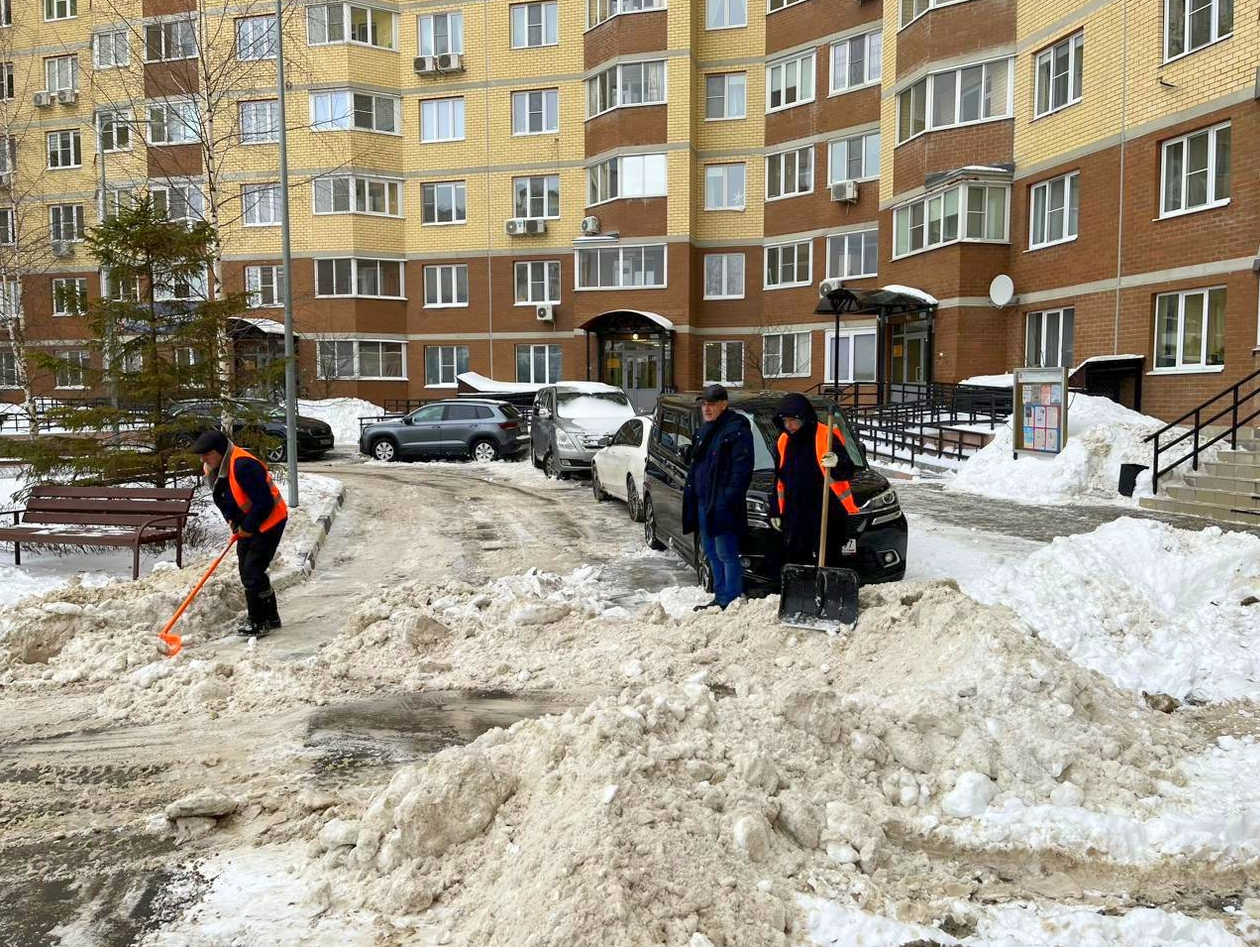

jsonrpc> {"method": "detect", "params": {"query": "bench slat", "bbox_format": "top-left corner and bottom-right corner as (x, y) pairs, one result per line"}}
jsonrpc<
(25, 498), (193, 516)
(21, 511), (190, 527)
(28, 486), (196, 502)
(0, 526), (177, 545)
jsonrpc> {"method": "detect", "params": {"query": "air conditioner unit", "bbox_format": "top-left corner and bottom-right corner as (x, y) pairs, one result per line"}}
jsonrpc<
(414, 55), (438, 75)
(535, 304), (555, 322)
(505, 218), (546, 236)
(436, 53), (464, 71)
(33, 91), (53, 108)
(56, 89), (78, 105)
(580, 215), (601, 235)
(830, 180), (859, 203)
(51, 240), (73, 258)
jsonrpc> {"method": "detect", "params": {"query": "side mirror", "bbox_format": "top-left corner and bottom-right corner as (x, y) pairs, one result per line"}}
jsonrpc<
(402, 415), (414, 425)
(537, 407), (551, 420)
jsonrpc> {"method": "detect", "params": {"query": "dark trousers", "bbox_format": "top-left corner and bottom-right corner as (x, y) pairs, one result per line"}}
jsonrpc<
(237, 520), (285, 623)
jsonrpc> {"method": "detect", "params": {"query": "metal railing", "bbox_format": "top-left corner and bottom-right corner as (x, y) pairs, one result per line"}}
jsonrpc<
(1145, 367), (1260, 494)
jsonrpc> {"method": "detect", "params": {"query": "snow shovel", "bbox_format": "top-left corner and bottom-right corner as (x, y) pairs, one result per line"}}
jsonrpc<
(778, 406), (860, 631)
(158, 534), (237, 658)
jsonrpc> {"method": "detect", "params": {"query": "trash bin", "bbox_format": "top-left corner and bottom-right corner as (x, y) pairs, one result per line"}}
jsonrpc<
(1118, 463), (1148, 497)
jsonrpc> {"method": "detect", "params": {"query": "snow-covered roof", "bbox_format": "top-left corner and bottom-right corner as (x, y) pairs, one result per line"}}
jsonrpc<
(1070, 354), (1144, 373)
(457, 372), (545, 394)
(229, 316), (299, 337)
(555, 381), (623, 394)
(880, 285), (939, 305)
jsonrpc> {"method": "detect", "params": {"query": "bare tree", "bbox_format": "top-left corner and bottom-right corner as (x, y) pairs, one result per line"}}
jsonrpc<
(739, 317), (817, 390)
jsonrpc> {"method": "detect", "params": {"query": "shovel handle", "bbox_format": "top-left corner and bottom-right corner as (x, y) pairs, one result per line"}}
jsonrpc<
(817, 407), (836, 570)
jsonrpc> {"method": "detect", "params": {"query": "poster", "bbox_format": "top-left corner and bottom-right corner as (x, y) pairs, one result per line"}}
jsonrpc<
(1013, 367), (1069, 456)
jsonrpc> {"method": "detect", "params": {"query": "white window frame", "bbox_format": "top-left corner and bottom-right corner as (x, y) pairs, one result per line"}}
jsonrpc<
(237, 14), (277, 61)
(829, 30), (881, 95)
(55, 350), (90, 390)
(765, 146), (813, 201)
(310, 90), (401, 136)
(828, 130), (880, 184)
(1159, 121), (1230, 219)
(892, 183), (1009, 259)
(703, 253), (745, 300)
(704, 163), (746, 211)
(0, 63), (13, 100)
(418, 11), (463, 56)
(0, 349), (19, 389)
(49, 203), (85, 242)
(704, 341), (745, 386)
(317, 339), (407, 380)
(1028, 171), (1079, 250)
(0, 279), (20, 323)
(144, 19), (197, 62)
(826, 228), (878, 279)
(240, 100), (280, 144)
(147, 100), (200, 146)
(153, 267), (208, 303)
(1024, 307), (1075, 369)
(511, 1), (559, 48)
(51, 277), (88, 317)
(314, 258), (405, 299)
(767, 0), (806, 13)
(516, 343), (563, 384)
(514, 260), (562, 305)
(97, 110), (131, 153)
(245, 264), (284, 308)
(574, 244), (667, 290)
(425, 344), (468, 387)
(896, 57), (1013, 144)
(588, 0), (667, 30)
(1033, 32), (1083, 118)
(45, 55), (78, 93)
(587, 154), (668, 206)
(44, 0), (76, 22)
(419, 96), (465, 142)
(0, 208), (12, 245)
(764, 240), (812, 289)
(824, 328), (877, 383)
(762, 331), (812, 379)
(46, 130), (81, 169)
(766, 51), (815, 113)
(586, 61), (667, 119)
(705, 0), (746, 30)
(94, 29), (129, 68)
(1153, 287), (1227, 373)
(421, 181), (466, 225)
(151, 183), (204, 223)
(423, 263), (469, 308)
(1163, 0), (1232, 62)
(511, 89), (560, 136)
(242, 183), (281, 227)
(513, 174), (561, 220)
(705, 72), (746, 120)
(0, 0), (9, 28)
(306, 2), (397, 50)
(312, 175), (403, 217)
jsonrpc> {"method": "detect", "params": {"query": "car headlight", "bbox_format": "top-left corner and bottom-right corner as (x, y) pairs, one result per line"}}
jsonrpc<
(746, 496), (770, 516)
(555, 428), (575, 448)
(860, 488), (898, 511)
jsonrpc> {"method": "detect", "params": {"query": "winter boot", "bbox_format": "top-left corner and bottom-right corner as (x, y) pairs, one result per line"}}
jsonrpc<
(258, 588), (282, 631)
(236, 591), (272, 638)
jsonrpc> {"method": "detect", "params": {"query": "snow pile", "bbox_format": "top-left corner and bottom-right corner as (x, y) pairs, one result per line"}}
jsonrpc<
(969, 518), (1260, 701)
(959, 374), (1014, 388)
(947, 392), (1162, 505)
(298, 398), (384, 446)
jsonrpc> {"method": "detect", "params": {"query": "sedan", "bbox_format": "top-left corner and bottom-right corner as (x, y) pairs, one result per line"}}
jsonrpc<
(591, 416), (653, 521)
(166, 399), (335, 461)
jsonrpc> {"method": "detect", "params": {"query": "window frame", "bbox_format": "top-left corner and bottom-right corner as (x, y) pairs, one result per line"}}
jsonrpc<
(1024, 307), (1075, 369)
(421, 180), (467, 226)
(423, 263), (470, 308)
(704, 163), (746, 211)
(586, 60), (667, 119)
(311, 174), (403, 217)
(44, 55), (78, 94)
(574, 244), (668, 291)
(827, 130), (880, 184)
(94, 29), (129, 68)
(1152, 287), (1227, 373)
(419, 96), (466, 142)
(1033, 31), (1083, 119)
(1159, 121), (1230, 219)
(418, 11), (464, 56)
(896, 56), (1013, 145)
(511, 1), (559, 48)
(705, 72), (747, 121)
(767, 0), (807, 14)
(765, 145), (814, 202)
(766, 50), (816, 113)
(1028, 171), (1079, 250)
(587, 153), (668, 206)
(236, 14), (278, 61)
(1163, 0), (1232, 62)
(705, 0), (746, 30)
(514, 260), (562, 305)
(587, 0), (667, 30)
(513, 174), (561, 220)
(245, 264), (285, 308)
(892, 183), (1009, 259)
(0, 208), (12, 245)
(97, 110), (132, 153)
(314, 258), (405, 299)
(55, 349), (90, 390)
(309, 89), (401, 136)
(511, 88), (560, 136)
(46, 130), (82, 169)
(316, 338), (407, 380)
(763, 240), (812, 290)
(144, 19), (197, 63)
(151, 183), (204, 224)
(703, 340), (745, 386)
(825, 228), (878, 279)
(239, 99), (280, 144)
(0, 348), (19, 389)
(306, 2), (398, 50)
(762, 330), (812, 379)
(516, 343), (563, 384)
(829, 29), (882, 95)
(146, 100), (200, 146)
(702, 252), (745, 300)
(241, 182), (282, 227)
(51, 277), (88, 317)
(424, 344), (469, 387)
(0, 62), (13, 100)
(44, 0), (76, 22)
(49, 203), (85, 243)
(824, 328), (877, 383)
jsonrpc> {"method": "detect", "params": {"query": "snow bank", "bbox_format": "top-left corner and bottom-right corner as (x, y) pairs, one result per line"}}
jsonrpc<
(947, 392), (1161, 505)
(969, 517), (1260, 701)
(958, 373), (1014, 388)
(298, 398), (384, 446)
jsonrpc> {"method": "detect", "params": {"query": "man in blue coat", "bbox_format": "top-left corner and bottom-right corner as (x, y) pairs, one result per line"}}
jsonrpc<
(682, 384), (754, 609)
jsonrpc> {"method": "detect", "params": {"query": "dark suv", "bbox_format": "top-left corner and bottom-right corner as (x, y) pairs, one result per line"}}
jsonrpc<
(166, 399), (334, 461)
(640, 391), (907, 591)
(358, 399), (528, 462)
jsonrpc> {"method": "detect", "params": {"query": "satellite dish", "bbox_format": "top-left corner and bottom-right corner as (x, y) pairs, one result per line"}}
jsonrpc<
(989, 274), (1015, 307)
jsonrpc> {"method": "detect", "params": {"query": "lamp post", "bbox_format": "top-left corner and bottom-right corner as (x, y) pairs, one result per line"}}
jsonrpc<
(273, 1), (299, 508)
(97, 122), (121, 442)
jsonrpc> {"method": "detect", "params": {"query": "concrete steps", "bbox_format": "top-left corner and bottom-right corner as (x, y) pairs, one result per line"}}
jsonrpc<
(1141, 441), (1260, 526)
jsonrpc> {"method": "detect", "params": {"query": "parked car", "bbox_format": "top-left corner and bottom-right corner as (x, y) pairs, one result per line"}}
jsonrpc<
(358, 399), (528, 462)
(166, 399), (335, 461)
(591, 416), (653, 520)
(530, 383), (636, 479)
(640, 391), (907, 592)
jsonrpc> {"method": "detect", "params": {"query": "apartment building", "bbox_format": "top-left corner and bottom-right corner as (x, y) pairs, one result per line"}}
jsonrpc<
(0, 0), (1255, 420)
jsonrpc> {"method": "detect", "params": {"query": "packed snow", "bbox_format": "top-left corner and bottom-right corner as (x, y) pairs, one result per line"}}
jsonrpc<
(298, 397), (384, 446)
(958, 374), (1014, 388)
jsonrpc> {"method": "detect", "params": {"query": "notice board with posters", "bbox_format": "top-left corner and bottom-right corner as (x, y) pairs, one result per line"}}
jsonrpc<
(1013, 367), (1069, 457)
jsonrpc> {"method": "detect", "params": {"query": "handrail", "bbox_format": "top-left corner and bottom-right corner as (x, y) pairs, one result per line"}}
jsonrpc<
(1145, 367), (1260, 494)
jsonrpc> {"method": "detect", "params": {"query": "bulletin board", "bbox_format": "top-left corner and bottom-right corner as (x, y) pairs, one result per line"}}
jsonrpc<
(1013, 366), (1069, 457)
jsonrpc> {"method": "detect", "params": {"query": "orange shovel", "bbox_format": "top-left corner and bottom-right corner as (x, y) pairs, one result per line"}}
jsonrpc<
(159, 534), (238, 658)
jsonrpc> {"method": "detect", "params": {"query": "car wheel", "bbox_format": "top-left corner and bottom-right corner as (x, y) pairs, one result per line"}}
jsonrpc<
(592, 465), (609, 501)
(371, 438), (398, 462)
(626, 475), (643, 522)
(265, 442), (286, 463)
(471, 439), (498, 463)
(544, 452), (568, 480)
(643, 494), (666, 551)
(173, 433), (195, 452)
(695, 536), (715, 593)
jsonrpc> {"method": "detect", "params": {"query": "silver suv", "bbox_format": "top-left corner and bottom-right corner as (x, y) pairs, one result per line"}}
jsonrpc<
(359, 399), (528, 463)
(530, 384), (635, 479)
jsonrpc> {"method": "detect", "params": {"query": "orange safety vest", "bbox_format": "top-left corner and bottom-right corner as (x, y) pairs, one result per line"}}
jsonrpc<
(220, 444), (288, 533)
(776, 424), (860, 516)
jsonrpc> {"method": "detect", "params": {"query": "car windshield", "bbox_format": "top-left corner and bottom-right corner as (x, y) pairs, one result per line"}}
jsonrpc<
(555, 391), (634, 421)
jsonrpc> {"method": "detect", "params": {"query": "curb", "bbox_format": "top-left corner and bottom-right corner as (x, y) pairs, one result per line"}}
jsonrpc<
(276, 483), (348, 591)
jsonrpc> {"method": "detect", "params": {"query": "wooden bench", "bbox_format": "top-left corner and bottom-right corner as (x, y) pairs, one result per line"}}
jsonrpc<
(0, 485), (197, 580)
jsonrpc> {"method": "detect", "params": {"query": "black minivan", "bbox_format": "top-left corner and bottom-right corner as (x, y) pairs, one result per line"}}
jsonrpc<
(641, 391), (907, 591)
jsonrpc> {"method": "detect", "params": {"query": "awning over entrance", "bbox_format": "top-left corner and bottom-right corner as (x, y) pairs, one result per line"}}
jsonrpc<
(578, 309), (675, 332)
(812, 286), (937, 318)
(813, 285), (939, 392)
(229, 316), (300, 337)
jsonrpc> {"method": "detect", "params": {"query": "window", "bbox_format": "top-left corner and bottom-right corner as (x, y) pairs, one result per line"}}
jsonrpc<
(1025, 308), (1075, 369)
(511, 2), (557, 47)
(1029, 172), (1079, 249)
(826, 330), (876, 382)
(517, 344), (562, 383)
(587, 154), (667, 205)
(704, 341), (744, 385)
(174, 348), (200, 372)
(706, 0), (745, 28)
(148, 101), (199, 145)
(45, 0), (75, 20)
(0, 280), (19, 322)
(703, 253), (744, 299)
(0, 63), (12, 100)
(514, 175), (560, 219)
(52, 278), (88, 316)
(0, 208), (11, 244)
(766, 146), (813, 200)
(828, 131), (880, 183)
(95, 29), (128, 68)
(768, 0), (803, 11)
(154, 268), (207, 302)
(766, 51), (815, 112)
(763, 331), (811, 378)
(315, 258), (404, 298)
(46, 130), (81, 169)
(426, 345), (469, 386)
(49, 204), (84, 242)
(56, 350), (89, 389)
(237, 15), (277, 60)
(901, 0), (974, 25)
(242, 183), (281, 226)
(705, 73), (746, 120)
(105, 272), (139, 302)
(575, 245), (666, 289)
(512, 89), (559, 135)
(1034, 33), (1083, 117)
(1154, 288), (1225, 370)
(826, 229), (877, 278)
(897, 58), (1012, 143)
(1165, 0), (1232, 60)
(830, 30), (881, 94)
(764, 241), (811, 289)
(515, 260), (561, 304)
(312, 175), (403, 216)
(422, 181), (466, 224)
(586, 61), (666, 117)
(419, 97), (464, 141)
(144, 20), (196, 62)
(311, 90), (399, 134)
(152, 183), (204, 223)
(589, 0), (665, 28)
(45, 55), (77, 93)
(0, 0), (10, 27)
(97, 111), (131, 152)
(357, 341), (404, 379)
(307, 3), (396, 49)
(245, 265), (284, 307)
(240, 100), (279, 143)
(418, 12), (463, 55)
(423, 264), (469, 307)
(704, 164), (745, 210)
(104, 187), (135, 219)
(317, 340), (406, 379)
(0, 350), (18, 388)
(893, 184), (1008, 257)
(1161, 122), (1230, 217)
(317, 341), (355, 379)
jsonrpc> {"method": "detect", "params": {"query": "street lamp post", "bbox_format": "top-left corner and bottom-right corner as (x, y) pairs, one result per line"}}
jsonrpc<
(97, 126), (121, 442)
(274, 1), (299, 508)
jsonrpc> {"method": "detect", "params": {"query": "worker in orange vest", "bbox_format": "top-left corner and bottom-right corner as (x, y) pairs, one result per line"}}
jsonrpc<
(193, 430), (289, 637)
(772, 393), (859, 567)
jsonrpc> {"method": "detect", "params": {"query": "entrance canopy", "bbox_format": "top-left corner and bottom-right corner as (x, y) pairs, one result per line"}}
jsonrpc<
(228, 316), (301, 337)
(578, 309), (675, 333)
(812, 285), (937, 318)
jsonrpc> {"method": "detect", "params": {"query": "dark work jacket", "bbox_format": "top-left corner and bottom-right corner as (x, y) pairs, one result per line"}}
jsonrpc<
(210, 448), (280, 535)
(773, 393), (855, 564)
(682, 408), (754, 537)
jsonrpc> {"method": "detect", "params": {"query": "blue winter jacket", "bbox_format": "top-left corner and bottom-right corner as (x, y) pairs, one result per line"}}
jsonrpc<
(682, 408), (755, 537)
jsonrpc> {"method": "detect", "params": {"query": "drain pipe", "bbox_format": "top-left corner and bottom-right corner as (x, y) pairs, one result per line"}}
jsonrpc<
(1112, 0), (1129, 354)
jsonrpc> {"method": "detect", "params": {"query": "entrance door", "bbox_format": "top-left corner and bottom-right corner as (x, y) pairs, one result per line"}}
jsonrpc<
(905, 333), (926, 385)
(606, 341), (661, 414)
(234, 337), (281, 399)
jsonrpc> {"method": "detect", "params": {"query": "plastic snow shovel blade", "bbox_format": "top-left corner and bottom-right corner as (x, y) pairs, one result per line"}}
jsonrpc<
(778, 564), (859, 631)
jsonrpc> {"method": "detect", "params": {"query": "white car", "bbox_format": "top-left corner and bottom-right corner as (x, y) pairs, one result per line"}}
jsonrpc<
(591, 416), (653, 521)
